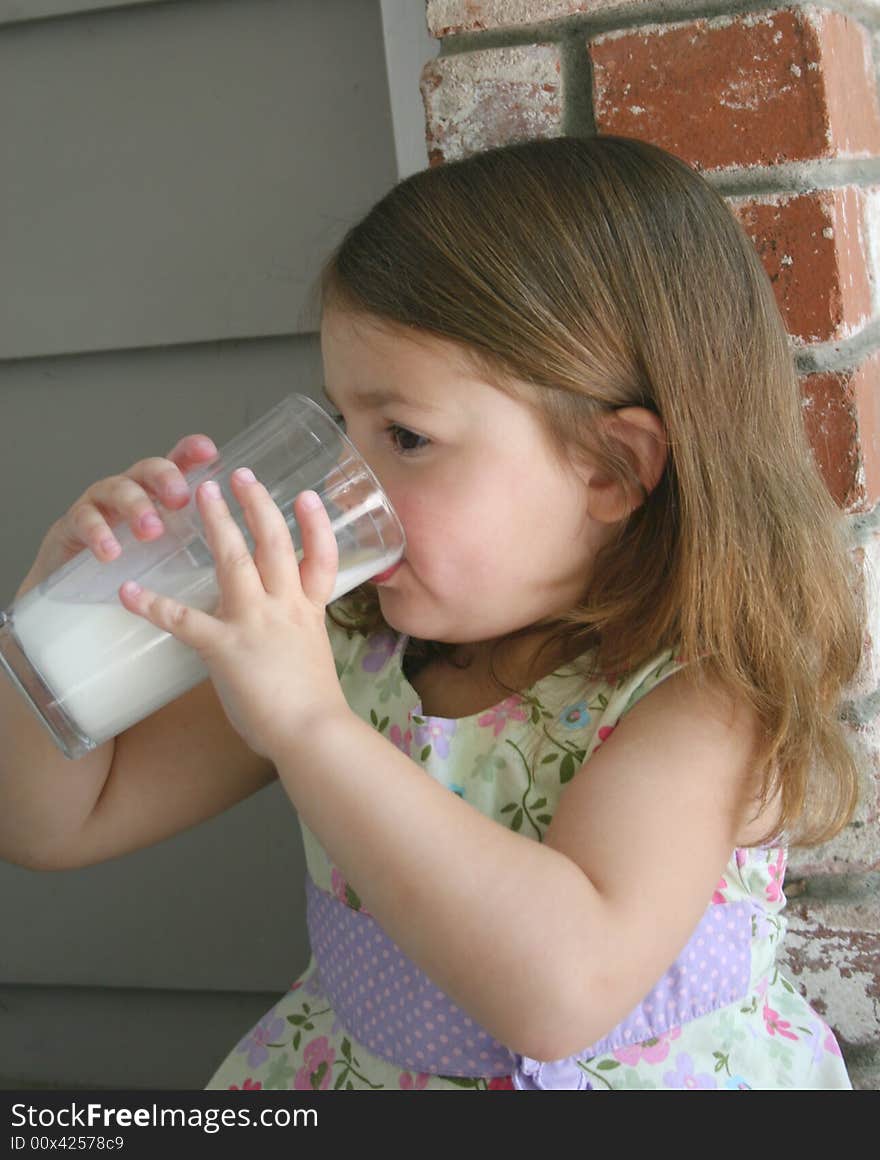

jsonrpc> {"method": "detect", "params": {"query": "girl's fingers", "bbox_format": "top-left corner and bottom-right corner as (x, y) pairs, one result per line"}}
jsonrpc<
(230, 469), (301, 597)
(294, 490), (339, 608)
(118, 580), (216, 653)
(194, 476), (266, 611)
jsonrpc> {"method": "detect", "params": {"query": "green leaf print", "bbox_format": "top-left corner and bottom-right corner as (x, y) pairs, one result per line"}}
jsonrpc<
(375, 666), (405, 707)
(537, 814), (553, 825)
(420, 744), (432, 761)
(344, 884), (362, 911)
(311, 1062), (328, 1090)
(511, 808), (523, 832)
(342, 1039), (352, 1062)
(533, 797), (547, 809)
(559, 753), (576, 783)
(541, 752), (559, 764)
(595, 1059), (621, 1070)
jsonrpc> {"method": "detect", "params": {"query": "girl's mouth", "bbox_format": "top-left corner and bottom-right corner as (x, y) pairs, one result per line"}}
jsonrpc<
(370, 561), (403, 584)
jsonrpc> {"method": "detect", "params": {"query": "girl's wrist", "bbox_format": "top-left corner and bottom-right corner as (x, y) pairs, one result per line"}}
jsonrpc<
(268, 701), (358, 772)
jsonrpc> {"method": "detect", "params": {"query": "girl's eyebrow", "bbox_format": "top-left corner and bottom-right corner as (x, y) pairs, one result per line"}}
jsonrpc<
(322, 385), (443, 414)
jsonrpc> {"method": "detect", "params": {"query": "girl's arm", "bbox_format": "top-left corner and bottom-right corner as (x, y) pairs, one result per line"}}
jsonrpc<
(272, 668), (763, 1062)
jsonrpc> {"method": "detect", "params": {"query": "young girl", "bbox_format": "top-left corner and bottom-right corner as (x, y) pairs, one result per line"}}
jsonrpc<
(3, 136), (865, 1090)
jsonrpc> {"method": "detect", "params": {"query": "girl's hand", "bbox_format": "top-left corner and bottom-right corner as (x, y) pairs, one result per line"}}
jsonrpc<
(118, 468), (348, 764)
(15, 434), (219, 600)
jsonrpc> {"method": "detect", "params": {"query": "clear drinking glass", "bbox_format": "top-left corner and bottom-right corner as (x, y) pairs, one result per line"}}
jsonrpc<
(0, 394), (405, 760)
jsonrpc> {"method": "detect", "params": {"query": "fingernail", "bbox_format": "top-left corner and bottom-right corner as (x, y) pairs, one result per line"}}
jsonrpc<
(202, 480), (222, 500)
(301, 490), (322, 510)
(235, 467), (256, 484)
(122, 581), (141, 596)
(100, 537), (121, 557)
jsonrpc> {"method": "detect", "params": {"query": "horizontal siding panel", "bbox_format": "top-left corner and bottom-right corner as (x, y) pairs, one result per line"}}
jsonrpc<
(0, 0), (160, 25)
(0, 0), (397, 358)
(0, 983), (281, 1088)
(0, 776), (311, 993)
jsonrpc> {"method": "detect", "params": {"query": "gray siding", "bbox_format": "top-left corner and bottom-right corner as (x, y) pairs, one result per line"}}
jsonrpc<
(0, 0), (399, 1089)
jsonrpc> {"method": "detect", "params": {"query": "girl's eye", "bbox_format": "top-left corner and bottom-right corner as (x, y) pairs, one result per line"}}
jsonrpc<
(385, 423), (430, 456)
(330, 412), (429, 457)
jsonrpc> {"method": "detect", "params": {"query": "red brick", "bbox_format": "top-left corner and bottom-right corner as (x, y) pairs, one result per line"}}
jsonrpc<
(800, 350), (880, 512)
(589, 8), (880, 172)
(779, 892), (880, 1048)
(730, 188), (874, 346)
(421, 44), (563, 164)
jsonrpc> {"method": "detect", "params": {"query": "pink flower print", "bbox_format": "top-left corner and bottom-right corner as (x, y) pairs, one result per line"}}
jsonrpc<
(477, 695), (529, 738)
(399, 1071), (430, 1090)
(235, 1007), (285, 1070)
(597, 724), (616, 745)
(824, 1025), (843, 1058)
(228, 1078), (262, 1090)
(712, 877), (728, 905)
(412, 716), (457, 758)
(765, 848), (786, 904)
(613, 1026), (681, 1066)
(363, 630), (398, 673)
(560, 699), (590, 730)
(389, 723), (413, 756)
(330, 867), (368, 914)
(663, 1052), (718, 1090)
(288, 980), (303, 992)
(294, 1036), (335, 1091)
(762, 999), (798, 1041)
(735, 847), (748, 869)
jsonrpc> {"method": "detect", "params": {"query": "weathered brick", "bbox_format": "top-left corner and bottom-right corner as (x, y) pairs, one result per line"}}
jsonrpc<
(778, 887), (880, 1048)
(788, 712), (880, 878)
(427, 0), (682, 37)
(421, 44), (563, 164)
(848, 526), (880, 700)
(589, 8), (880, 172)
(729, 188), (874, 346)
(800, 350), (880, 513)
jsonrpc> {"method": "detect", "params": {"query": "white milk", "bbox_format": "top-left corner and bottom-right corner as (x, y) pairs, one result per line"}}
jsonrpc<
(11, 548), (400, 748)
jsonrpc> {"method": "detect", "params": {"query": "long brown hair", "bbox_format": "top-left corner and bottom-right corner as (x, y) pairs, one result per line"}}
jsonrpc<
(319, 134), (866, 848)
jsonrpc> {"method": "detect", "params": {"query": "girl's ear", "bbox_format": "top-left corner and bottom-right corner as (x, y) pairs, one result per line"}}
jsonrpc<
(583, 406), (669, 524)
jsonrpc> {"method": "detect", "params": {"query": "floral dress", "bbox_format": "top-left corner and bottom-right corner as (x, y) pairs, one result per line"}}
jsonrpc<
(204, 601), (851, 1091)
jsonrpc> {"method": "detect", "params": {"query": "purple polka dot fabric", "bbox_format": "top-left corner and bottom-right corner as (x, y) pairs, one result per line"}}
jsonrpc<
(576, 899), (753, 1059)
(305, 875), (753, 1081)
(306, 876), (514, 1077)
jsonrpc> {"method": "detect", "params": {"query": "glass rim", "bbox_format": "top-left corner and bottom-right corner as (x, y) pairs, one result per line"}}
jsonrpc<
(292, 393), (407, 553)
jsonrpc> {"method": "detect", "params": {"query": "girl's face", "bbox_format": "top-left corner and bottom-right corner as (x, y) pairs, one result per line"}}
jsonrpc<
(320, 308), (612, 651)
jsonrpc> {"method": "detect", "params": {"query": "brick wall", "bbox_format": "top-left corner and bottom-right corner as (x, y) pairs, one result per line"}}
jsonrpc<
(419, 0), (880, 1090)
